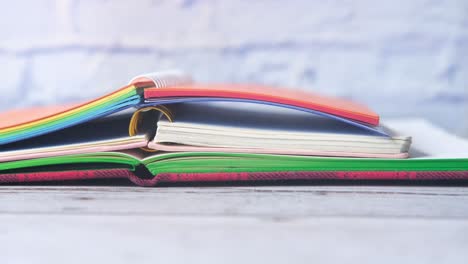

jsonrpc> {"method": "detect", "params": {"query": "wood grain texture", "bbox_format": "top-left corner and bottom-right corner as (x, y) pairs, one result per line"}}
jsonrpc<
(1, 186), (468, 264)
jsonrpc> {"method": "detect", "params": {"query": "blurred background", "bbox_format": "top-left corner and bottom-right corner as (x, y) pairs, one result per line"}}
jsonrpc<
(1, 0), (467, 136)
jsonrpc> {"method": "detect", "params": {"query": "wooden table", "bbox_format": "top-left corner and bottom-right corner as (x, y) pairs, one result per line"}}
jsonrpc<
(1, 185), (467, 263)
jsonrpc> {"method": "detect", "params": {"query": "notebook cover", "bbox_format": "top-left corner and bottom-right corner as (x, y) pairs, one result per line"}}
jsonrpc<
(0, 85), (142, 145)
(1, 170), (467, 186)
(144, 84), (379, 126)
(0, 169), (131, 183)
(0, 83), (140, 130)
(0, 104), (78, 129)
(131, 171), (468, 186)
(143, 97), (386, 135)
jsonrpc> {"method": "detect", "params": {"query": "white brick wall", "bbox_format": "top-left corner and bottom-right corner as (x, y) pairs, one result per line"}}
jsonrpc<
(1, 0), (467, 135)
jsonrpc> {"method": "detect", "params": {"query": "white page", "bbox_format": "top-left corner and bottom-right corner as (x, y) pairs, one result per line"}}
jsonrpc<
(166, 102), (386, 136)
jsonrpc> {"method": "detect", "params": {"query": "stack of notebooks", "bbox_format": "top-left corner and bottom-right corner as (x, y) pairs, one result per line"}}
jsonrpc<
(1, 70), (467, 186)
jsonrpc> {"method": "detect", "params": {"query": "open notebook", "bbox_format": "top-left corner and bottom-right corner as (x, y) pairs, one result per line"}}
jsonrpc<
(0, 70), (467, 186)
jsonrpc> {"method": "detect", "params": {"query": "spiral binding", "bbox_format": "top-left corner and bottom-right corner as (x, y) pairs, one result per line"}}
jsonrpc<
(128, 70), (188, 151)
(129, 69), (193, 88)
(128, 105), (174, 152)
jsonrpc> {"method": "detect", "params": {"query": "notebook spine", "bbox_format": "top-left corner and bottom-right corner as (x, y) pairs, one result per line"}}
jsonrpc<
(127, 171), (468, 187)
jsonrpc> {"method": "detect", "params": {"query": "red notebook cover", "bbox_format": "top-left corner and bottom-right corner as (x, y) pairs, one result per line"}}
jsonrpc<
(0, 169), (131, 183)
(144, 84), (380, 126)
(2, 170), (467, 186)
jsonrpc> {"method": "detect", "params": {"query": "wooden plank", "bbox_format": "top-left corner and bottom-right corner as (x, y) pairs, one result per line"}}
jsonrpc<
(1, 186), (468, 218)
(1, 186), (468, 264)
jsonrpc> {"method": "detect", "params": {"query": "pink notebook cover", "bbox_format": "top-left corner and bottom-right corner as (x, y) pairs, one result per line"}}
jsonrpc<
(1, 170), (467, 186)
